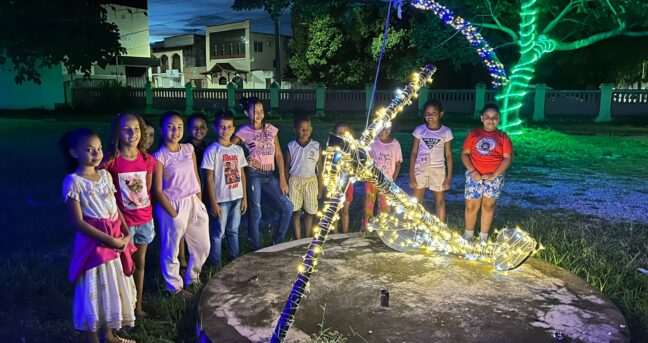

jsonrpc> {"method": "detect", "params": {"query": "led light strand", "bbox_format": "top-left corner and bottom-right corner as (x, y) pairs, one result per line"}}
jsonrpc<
(271, 65), (539, 342)
(411, 0), (508, 87)
(271, 146), (351, 342)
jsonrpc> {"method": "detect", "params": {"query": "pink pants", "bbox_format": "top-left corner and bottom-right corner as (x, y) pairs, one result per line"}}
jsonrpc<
(156, 194), (210, 292)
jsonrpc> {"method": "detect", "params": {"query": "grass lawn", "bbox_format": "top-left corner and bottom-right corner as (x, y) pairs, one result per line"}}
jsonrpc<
(0, 110), (646, 342)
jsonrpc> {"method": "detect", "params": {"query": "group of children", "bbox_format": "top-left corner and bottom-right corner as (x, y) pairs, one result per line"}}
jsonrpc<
(61, 97), (511, 342)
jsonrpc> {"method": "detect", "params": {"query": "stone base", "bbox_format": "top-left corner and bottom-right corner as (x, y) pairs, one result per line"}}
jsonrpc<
(199, 234), (628, 342)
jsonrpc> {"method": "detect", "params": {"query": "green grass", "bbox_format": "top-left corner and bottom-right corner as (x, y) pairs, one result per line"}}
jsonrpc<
(1, 111), (647, 342)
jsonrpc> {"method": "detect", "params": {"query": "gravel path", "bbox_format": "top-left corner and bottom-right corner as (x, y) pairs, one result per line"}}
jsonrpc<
(389, 166), (648, 224)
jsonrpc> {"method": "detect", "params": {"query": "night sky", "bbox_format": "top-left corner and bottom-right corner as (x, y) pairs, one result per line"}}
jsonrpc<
(147, 0), (292, 42)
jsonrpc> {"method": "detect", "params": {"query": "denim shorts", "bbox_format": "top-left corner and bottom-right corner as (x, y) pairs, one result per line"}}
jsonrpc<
(128, 219), (155, 245)
(464, 171), (505, 200)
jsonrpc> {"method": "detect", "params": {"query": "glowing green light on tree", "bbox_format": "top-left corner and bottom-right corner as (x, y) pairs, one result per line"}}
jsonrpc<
(496, 0), (556, 134)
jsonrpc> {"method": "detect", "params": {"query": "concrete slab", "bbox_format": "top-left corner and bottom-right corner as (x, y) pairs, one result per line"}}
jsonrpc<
(198, 234), (628, 342)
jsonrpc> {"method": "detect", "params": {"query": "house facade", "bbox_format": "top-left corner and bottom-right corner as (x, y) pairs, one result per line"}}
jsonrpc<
(204, 20), (291, 89)
(67, 0), (158, 88)
(151, 34), (207, 88)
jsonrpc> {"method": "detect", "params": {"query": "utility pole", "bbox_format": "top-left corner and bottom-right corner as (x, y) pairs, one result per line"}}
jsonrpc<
(274, 15), (281, 86)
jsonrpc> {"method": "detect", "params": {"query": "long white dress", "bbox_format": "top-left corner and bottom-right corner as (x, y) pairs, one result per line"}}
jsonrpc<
(63, 170), (137, 331)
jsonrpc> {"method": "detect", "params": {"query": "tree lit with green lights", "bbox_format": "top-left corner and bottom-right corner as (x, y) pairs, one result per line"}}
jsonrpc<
(416, 0), (648, 133)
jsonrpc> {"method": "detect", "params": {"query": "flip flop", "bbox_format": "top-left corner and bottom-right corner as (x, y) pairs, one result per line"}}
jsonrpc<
(115, 336), (136, 343)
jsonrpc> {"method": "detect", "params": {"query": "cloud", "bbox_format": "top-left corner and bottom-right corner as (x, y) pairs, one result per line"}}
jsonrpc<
(186, 14), (227, 27)
(148, 0), (292, 41)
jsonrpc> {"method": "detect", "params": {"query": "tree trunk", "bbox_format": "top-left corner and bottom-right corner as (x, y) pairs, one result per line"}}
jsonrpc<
(496, 0), (555, 134)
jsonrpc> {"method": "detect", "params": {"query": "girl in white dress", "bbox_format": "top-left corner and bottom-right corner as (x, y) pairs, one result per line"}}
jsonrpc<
(61, 128), (137, 343)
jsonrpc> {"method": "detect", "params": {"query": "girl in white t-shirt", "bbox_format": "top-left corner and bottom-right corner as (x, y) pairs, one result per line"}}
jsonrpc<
(408, 100), (453, 222)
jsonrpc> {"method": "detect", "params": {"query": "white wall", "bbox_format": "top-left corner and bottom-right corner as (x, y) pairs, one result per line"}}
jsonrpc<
(206, 21), (251, 89)
(0, 65), (65, 110)
(104, 4), (151, 57)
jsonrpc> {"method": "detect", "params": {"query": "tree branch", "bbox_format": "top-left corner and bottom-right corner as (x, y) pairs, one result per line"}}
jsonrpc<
(623, 30), (648, 37)
(482, 0), (518, 41)
(604, 0), (624, 28)
(493, 41), (517, 50)
(555, 28), (648, 51)
(543, 0), (583, 34)
(471, 22), (517, 42)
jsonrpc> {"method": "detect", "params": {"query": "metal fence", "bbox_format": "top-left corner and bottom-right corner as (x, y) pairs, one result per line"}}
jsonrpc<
(70, 83), (648, 119)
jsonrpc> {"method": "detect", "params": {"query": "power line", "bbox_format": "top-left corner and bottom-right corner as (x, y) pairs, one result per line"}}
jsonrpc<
(149, 9), (240, 27)
(109, 9), (251, 38)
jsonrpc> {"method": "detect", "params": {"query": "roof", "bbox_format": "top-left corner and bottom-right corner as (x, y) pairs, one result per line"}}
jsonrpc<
(201, 63), (248, 75)
(108, 0), (147, 10)
(117, 56), (160, 67)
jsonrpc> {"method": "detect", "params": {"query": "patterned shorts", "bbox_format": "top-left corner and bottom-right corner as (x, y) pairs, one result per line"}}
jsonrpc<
(289, 176), (319, 214)
(128, 219), (155, 245)
(464, 171), (505, 200)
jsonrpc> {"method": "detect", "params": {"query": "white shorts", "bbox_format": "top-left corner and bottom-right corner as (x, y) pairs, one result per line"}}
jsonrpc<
(415, 167), (446, 192)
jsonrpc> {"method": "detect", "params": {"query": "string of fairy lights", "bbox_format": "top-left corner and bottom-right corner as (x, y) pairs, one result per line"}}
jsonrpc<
(271, 142), (351, 342)
(271, 65), (540, 342)
(411, 0), (508, 87)
(412, 0), (561, 134)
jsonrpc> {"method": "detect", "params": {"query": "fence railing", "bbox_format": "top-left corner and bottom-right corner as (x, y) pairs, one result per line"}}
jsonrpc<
(69, 82), (648, 121)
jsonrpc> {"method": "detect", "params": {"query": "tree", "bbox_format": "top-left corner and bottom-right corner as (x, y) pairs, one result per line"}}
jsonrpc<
(453, 0), (648, 132)
(288, 1), (399, 87)
(535, 35), (648, 89)
(0, 0), (124, 85)
(232, 0), (292, 85)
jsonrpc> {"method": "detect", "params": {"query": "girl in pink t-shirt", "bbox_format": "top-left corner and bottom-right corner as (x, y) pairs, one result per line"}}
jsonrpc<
(102, 113), (156, 318)
(232, 97), (293, 251)
(62, 128), (136, 343)
(364, 126), (402, 231)
(153, 111), (210, 297)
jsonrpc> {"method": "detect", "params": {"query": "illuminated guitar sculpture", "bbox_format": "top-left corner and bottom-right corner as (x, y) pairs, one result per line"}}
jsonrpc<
(271, 65), (540, 342)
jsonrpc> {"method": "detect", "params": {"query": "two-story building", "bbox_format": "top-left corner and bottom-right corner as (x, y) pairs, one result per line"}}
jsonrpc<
(204, 20), (291, 89)
(67, 0), (158, 88)
(151, 34), (207, 88)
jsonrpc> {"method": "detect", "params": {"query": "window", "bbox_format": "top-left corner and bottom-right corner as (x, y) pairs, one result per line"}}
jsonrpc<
(172, 54), (181, 72)
(254, 41), (263, 53)
(210, 29), (246, 59)
(218, 77), (227, 85)
(160, 55), (168, 73)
